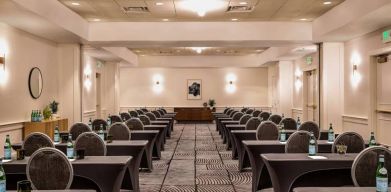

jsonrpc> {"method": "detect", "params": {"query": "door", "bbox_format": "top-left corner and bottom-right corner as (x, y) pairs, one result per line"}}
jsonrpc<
(304, 70), (318, 123)
(96, 73), (102, 119)
(376, 54), (391, 145)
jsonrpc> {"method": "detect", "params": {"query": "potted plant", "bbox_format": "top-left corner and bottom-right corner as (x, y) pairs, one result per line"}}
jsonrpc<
(208, 99), (216, 112)
(42, 105), (52, 120)
(49, 100), (59, 114)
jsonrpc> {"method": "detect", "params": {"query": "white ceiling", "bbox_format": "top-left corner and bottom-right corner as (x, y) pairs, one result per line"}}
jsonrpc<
(59, 0), (345, 22)
(129, 47), (267, 56)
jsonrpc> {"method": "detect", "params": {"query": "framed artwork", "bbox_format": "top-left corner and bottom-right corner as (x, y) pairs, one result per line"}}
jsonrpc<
(187, 79), (202, 100)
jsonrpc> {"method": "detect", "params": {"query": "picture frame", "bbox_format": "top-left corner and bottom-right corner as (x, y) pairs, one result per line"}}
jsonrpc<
(187, 79), (202, 100)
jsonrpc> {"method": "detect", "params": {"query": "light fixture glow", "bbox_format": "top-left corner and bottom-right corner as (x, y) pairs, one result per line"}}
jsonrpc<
(155, 2), (164, 6)
(239, 2), (248, 5)
(152, 74), (163, 94)
(71, 2), (80, 6)
(300, 18), (308, 21)
(351, 52), (362, 88)
(84, 65), (92, 90)
(179, 0), (225, 17)
(231, 18), (238, 21)
(323, 1), (332, 5)
(162, 18), (169, 21)
(92, 18), (101, 22)
(192, 47), (205, 54)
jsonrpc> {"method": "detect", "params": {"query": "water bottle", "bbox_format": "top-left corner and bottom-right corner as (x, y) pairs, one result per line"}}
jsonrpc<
(369, 132), (376, 147)
(88, 118), (92, 129)
(54, 125), (60, 143)
(0, 158), (6, 192)
(98, 124), (104, 141)
(107, 115), (111, 127)
(3, 135), (11, 160)
(376, 154), (388, 192)
(308, 132), (316, 156)
(67, 134), (74, 159)
(280, 125), (286, 142)
(297, 117), (301, 130)
(328, 123), (334, 142)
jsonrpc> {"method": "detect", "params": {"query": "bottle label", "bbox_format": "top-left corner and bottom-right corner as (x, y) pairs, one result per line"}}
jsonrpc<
(280, 133), (286, 142)
(99, 134), (105, 141)
(379, 168), (388, 175)
(4, 148), (11, 160)
(67, 148), (74, 159)
(0, 180), (5, 192)
(309, 145), (316, 155)
(328, 133), (334, 142)
(376, 177), (388, 192)
(54, 134), (60, 142)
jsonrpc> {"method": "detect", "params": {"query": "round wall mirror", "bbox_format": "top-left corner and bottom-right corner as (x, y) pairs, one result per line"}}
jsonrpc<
(28, 67), (43, 99)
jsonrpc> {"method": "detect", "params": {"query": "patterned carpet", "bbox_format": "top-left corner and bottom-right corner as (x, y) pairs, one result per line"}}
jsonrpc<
(139, 123), (252, 192)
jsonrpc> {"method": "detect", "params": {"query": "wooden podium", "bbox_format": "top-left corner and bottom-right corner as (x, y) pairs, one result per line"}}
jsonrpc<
(174, 107), (213, 122)
(23, 118), (68, 140)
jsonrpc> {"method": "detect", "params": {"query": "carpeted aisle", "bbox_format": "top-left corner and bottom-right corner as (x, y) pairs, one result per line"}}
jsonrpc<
(139, 123), (252, 192)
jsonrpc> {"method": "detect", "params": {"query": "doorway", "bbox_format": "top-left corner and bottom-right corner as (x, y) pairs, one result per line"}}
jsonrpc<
(303, 69), (319, 123)
(96, 73), (102, 119)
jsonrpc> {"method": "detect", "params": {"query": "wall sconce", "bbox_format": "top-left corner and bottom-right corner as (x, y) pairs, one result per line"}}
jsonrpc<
(225, 73), (237, 94)
(84, 65), (92, 90)
(295, 69), (302, 91)
(153, 74), (163, 93)
(0, 54), (4, 70)
(352, 64), (358, 76)
(351, 52), (362, 88)
(0, 41), (8, 86)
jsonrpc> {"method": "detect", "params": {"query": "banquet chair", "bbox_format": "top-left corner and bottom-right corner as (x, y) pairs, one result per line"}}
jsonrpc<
(129, 110), (139, 118)
(23, 132), (54, 156)
(92, 119), (108, 131)
(75, 132), (106, 156)
(152, 111), (162, 118)
(298, 121), (320, 139)
(108, 122), (131, 140)
(252, 110), (262, 117)
(269, 114), (282, 125)
(246, 109), (254, 114)
(136, 109), (145, 115)
(280, 118), (297, 130)
(70, 123), (91, 140)
(232, 112), (244, 121)
(245, 117), (262, 130)
(239, 114), (252, 125)
(125, 118), (145, 130)
(141, 108), (149, 112)
(285, 131), (316, 153)
(332, 132), (365, 153)
(352, 146), (391, 187)
(145, 112), (158, 121)
(256, 121), (279, 140)
(110, 115), (123, 124)
(240, 108), (249, 113)
(139, 115), (151, 125)
(259, 112), (271, 121)
(27, 148), (73, 190)
(120, 112), (132, 121)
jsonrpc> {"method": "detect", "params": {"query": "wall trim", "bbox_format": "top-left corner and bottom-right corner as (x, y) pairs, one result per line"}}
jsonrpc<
(120, 106), (272, 112)
(342, 114), (369, 125)
(0, 121), (24, 133)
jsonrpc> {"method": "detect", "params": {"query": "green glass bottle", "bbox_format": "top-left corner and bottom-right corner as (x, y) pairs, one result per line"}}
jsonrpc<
(88, 118), (92, 129)
(280, 125), (286, 142)
(107, 114), (111, 127)
(308, 132), (316, 156)
(54, 125), (60, 143)
(66, 134), (74, 159)
(4, 135), (11, 160)
(98, 124), (104, 140)
(328, 123), (335, 142)
(297, 117), (301, 130)
(376, 154), (388, 192)
(369, 132), (376, 147)
(0, 158), (6, 192)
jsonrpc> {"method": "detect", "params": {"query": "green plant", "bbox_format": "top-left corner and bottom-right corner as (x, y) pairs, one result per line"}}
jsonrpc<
(208, 99), (216, 107)
(43, 105), (52, 120)
(49, 100), (59, 114)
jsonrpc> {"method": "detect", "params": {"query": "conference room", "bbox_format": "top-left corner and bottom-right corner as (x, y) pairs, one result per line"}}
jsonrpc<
(0, 0), (390, 192)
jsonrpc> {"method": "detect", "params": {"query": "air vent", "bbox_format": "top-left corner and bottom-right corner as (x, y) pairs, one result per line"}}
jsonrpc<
(122, 6), (150, 14)
(226, 6), (254, 13)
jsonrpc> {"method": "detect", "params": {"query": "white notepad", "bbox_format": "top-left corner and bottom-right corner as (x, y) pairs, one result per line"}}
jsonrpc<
(2, 159), (12, 163)
(279, 142), (287, 144)
(308, 156), (328, 160)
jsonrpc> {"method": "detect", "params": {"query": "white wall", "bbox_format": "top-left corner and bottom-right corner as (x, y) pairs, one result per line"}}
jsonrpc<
(119, 67), (269, 108)
(0, 23), (59, 153)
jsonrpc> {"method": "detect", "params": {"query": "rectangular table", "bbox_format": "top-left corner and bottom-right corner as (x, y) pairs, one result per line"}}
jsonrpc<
(293, 187), (390, 192)
(243, 140), (333, 192)
(12, 141), (147, 192)
(262, 153), (357, 192)
(131, 130), (159, 170)
(3, 156), (132, 192)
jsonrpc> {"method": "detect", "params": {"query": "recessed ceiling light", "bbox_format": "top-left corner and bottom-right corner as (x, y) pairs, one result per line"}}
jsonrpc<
(71, 2), (80, 6)
(231, 18), (238, 21)
(323, 1), (332, 5)
(155, 2), (164, 6)
(179, 0), (225, 17)
(239, 2), (248, 5)
(162, 19), (169, 21)
(256, 49), (264, 52)
(140, 55), (145, 57)
(300, 18), (308, 21)
(135, 50), (141, 53)
(92, 18), (101, 22)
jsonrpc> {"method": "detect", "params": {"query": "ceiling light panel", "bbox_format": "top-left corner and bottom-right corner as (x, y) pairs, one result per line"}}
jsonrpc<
(145, 0), (176, 17)
(174, 0), (229, 18)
